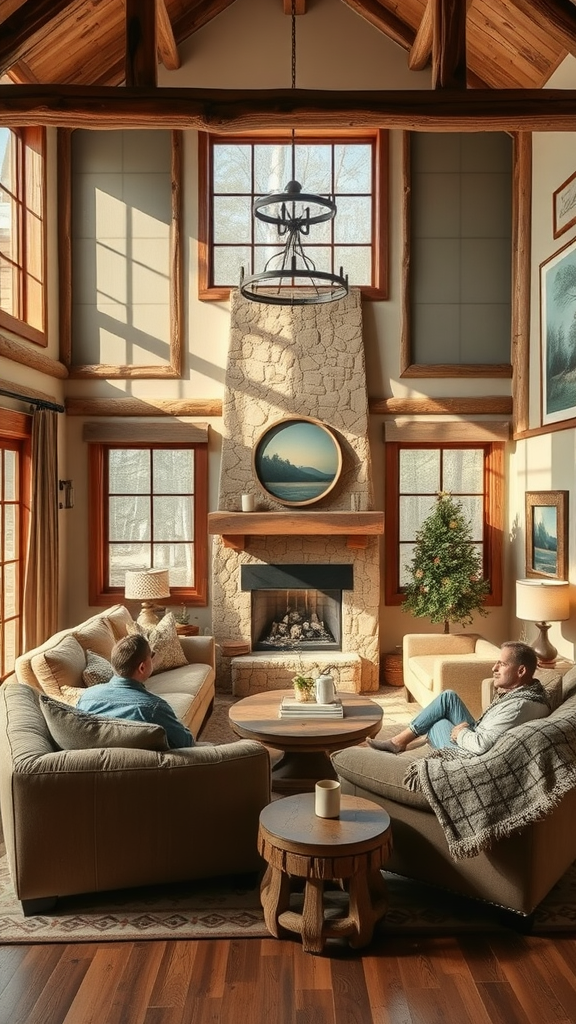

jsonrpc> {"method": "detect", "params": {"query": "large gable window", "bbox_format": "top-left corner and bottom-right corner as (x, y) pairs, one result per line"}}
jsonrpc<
(88, 435), (208, 607)
(199, 130), (388, 301)
(0, 127), (46, 345)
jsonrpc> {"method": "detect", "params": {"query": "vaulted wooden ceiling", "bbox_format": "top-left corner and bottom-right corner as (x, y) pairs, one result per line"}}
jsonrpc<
(1, 0), (576, 91)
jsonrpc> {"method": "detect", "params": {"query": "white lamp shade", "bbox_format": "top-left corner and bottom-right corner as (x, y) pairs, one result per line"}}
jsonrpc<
(125, 568), (171, 602)
(516, 579), (570, 623)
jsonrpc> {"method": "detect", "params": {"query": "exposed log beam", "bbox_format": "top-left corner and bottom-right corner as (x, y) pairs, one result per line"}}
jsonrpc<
(510, 0), (576, 59)
(157, 0), (180, 70)
(339, 0), (415, 50)
(283, 0), (306, 12)
(126, 0), (157, 88)
(6, 59), (39, 84)
(409, 0), (433, 70)
(1, 85), (576, 131)
(0, 332), (68, 378)
(0, 0), (80, 76)
(432, 0), (467, 89)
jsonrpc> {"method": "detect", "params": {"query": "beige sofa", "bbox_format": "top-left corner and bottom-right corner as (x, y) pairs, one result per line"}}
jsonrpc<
(0, 681), (271, 914)
(403, 633), (501, 718)
(332, 668), (576, 919)
(14, 604), (215, 739)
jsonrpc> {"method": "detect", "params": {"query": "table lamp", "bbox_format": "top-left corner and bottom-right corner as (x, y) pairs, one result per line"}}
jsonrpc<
(125, 568), (170, 628)
(515, 579), (570, 666)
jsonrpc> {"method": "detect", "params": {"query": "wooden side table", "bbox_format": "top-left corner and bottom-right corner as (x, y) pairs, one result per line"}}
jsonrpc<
(258, 793), (392, 953)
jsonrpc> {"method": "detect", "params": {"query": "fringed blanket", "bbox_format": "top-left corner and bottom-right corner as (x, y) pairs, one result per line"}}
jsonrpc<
(403, 698), (576, 860)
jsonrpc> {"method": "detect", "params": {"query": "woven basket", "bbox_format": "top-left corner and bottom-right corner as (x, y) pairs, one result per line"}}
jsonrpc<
(382, 653), (404, 687)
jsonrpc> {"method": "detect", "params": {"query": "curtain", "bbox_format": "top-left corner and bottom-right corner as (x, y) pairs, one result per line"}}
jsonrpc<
(23, 409), (58, 648)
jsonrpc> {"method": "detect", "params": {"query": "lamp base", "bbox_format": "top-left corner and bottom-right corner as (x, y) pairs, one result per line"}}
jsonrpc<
(137, 602), (161, 629)
(532, 621), (558, 666)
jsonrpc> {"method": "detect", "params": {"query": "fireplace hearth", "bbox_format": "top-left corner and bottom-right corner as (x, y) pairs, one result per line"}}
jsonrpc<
(241, 563), (352, 653)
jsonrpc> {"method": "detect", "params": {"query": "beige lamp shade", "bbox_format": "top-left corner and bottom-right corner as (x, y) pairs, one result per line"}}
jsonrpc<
(125, 569), (170, 627)
(516, 579), (570, 666)
(516, 579), (570, 623)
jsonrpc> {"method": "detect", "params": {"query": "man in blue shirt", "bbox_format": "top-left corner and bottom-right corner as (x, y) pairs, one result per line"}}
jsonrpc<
(77, 633), (194, 749)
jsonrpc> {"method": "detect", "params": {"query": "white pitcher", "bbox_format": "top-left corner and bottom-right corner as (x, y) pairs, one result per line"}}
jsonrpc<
(315, 672), (335, 704)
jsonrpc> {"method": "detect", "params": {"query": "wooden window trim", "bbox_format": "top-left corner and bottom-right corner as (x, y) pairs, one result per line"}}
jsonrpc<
(0, 409), (31, 682)
(399, 131), (530, 379)
(384, 440), (503, 607)
(58, 129), (183, 380)
(0, 127), (47, 347)
(88, 441), (208, 607)
(198, 129), (389, 302)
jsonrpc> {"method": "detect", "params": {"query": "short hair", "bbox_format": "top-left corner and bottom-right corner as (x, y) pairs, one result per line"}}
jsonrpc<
(111, 634), (151, 678)
(501, 641), (537, 677)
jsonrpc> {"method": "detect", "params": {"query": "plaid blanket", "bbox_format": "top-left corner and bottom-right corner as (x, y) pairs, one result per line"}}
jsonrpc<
(403, 697), (576, 860)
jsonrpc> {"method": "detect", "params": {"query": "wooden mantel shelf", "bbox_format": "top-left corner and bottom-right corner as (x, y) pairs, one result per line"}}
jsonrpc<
(208, 511), (384, 551)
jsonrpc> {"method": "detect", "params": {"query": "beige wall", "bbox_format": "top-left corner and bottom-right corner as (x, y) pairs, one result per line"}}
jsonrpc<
(4, 0), (574, 657)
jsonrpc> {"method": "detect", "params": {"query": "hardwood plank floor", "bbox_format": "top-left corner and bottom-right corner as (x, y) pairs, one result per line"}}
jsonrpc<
(2, 933), (576, 1024)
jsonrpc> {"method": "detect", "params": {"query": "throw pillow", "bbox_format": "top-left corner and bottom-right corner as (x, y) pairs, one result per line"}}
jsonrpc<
(39, 694), (169, 751)
(128, 612), (187, 675)
(562, 665), (576, 702)
(31, 635), (86, 701)
(73, 615), (116, 661)
(82, 649), (114, 687)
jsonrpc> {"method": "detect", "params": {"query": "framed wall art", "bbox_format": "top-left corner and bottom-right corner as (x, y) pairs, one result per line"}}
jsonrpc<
(553, 170), (576, 239)
(540, 236), (576, 428)
(525, 490), (568, 580)
(253, 416), (342, 507)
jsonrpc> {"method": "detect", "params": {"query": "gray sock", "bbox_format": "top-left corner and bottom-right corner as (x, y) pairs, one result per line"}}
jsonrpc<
(367, 737), (402, 754)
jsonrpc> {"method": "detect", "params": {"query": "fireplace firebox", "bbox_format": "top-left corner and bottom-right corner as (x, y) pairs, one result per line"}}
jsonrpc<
(241, 564), (353, 653)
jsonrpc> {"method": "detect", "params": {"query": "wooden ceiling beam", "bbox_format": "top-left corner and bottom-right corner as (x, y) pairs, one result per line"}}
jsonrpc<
(1, 85), (576, 131)
(0, 0), (80, 76)
(6, 59), (39, 84)
(339, 0), (415, 50)
(283, 0), (306, 12)
(432, 0), (467, 89)
(125, 0), (157, 88)
(157, 0), (180, 70)
(510, 0), (576, 59)
(409, 0), (433, 70)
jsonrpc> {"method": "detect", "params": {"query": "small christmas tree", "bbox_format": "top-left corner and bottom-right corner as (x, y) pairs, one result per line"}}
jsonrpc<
(402, 492), (490, 633)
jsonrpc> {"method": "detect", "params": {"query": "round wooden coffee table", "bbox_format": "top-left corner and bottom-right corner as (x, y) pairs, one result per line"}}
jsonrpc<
(228, 690), (383, 793)
(258, 793), (392, 953)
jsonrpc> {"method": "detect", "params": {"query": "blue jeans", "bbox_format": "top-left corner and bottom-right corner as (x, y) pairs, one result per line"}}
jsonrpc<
(409, 690), (476, 749)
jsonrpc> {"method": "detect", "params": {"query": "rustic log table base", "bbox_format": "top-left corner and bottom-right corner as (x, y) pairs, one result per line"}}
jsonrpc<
(258, 793), (392, 954)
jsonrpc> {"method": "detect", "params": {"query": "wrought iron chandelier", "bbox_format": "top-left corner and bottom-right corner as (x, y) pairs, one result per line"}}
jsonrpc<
(239, 4), (348, 306)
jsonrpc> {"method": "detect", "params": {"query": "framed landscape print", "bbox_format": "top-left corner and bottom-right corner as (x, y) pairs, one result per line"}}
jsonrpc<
(253, 416), (342, 507)
(525, 491), (568, 580)
(553, 170), (576, 238)
(540, 237), (576, 428)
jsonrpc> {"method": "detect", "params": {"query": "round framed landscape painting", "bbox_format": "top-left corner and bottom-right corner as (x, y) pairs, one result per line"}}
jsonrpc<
(253, 416), (342, 507)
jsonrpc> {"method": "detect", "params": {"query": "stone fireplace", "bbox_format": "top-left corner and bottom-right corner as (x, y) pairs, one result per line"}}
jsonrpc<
(209, 289), (383, 694)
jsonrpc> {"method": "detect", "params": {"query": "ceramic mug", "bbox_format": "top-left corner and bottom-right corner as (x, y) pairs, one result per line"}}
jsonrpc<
(315, 779), (341, 818)
(315, 673), (335, 704)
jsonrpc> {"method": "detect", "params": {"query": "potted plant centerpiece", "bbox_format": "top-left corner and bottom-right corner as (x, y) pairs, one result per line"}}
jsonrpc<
(403, 492), (490, 633)
(291, 674), (316, 702)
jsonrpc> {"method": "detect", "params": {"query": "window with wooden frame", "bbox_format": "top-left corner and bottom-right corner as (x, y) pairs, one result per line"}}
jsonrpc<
(0, 409), (31, 682)
(384, 440), (503, 607)
(0, 127), (46, 346)
(88, 441), (208, 607)
(198, 130), (389, 301)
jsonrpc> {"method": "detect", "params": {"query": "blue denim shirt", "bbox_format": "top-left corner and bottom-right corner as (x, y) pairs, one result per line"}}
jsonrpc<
(77, 676), (194, 749)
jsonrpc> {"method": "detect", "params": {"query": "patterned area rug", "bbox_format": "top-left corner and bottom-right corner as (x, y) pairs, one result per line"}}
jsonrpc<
(0, 688), (574, 943)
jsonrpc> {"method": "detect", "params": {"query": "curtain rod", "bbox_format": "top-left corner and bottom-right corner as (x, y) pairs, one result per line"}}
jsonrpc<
(0, 388), (65, 414)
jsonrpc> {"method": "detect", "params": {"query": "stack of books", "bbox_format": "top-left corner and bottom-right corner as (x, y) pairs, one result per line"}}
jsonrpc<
(279, 697), (344, 719)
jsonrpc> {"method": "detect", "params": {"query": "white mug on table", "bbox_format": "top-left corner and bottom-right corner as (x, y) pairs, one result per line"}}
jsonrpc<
(315, 779), (341, 818)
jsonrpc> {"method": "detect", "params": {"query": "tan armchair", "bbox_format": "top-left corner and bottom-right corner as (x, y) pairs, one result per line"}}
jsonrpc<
(403, 633), (501, 719)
